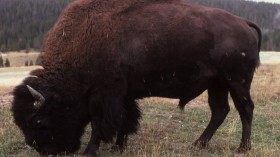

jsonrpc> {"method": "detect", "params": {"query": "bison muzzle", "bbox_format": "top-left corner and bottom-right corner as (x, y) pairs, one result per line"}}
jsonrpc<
(12, 0), (261, 156)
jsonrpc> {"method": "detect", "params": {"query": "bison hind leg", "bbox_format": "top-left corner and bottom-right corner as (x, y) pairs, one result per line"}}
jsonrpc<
(193, 79), (230, 148)
(112, 98), (141, 152)
(227, 80), (254, 153)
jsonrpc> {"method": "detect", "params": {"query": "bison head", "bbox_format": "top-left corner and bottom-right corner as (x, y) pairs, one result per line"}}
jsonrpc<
(12, 77), (89, 155)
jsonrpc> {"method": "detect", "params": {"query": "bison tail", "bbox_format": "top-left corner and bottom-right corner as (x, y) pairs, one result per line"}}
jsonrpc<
(246, 20), (262, 52)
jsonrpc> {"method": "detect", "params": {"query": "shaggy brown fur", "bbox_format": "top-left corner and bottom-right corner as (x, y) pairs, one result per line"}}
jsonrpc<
(12, 0), (261, 156)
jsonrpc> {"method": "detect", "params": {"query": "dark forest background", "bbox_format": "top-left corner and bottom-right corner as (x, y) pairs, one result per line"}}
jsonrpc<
(0, 0), (280, 52)
(0, 0), (71, 52)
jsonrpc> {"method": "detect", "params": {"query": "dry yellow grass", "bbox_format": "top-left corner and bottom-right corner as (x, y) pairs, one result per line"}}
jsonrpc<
(252, 64), (280, 101)
(2, 51), (40, 67)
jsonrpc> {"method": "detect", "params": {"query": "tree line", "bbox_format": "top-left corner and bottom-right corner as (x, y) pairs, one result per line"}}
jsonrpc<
(0, 0), (279, 52)
(0, 0), (72, 52)
(0, 56), (10, 67)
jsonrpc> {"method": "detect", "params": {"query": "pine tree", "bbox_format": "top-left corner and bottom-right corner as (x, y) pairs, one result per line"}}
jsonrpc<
(30, 60), (34, 66)
(25, 41), (30, 54)
(0, 56), (3, 67)
(5, 58), (10, 67)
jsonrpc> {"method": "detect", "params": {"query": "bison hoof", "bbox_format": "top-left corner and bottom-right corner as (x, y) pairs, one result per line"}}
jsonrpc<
(192, 140), (209, 148)
(237, 143), (251, 153)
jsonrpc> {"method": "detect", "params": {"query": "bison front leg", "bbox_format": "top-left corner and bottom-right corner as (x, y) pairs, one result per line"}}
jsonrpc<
(84, 86), (128, 156)
(112, 98), (141, 152)
(83, 122), (102, 157)
(112, 132), (128, 152)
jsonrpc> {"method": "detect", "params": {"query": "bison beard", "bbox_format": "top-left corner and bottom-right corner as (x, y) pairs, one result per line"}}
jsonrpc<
(12, 0), (261, 156)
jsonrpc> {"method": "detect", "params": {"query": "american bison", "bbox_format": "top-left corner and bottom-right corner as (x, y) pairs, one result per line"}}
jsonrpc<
(12, 0), (261, 156)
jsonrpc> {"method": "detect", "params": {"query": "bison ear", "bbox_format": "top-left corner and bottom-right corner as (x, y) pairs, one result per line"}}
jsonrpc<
(26, 85), (45, 109)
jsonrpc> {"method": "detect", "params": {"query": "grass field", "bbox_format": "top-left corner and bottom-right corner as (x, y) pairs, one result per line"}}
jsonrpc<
(0, 96), (280, 156)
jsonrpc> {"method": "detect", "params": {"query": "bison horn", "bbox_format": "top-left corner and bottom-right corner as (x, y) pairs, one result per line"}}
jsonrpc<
(26, 85), (45, 108)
